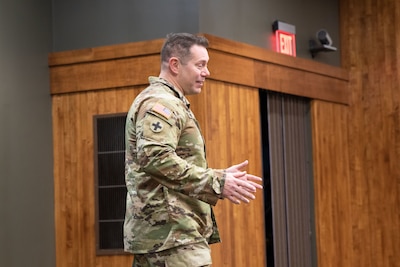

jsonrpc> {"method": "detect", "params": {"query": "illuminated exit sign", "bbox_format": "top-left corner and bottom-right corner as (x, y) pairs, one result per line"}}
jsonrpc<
(272, 20), (296, 57)
(276, 30), (296, 56)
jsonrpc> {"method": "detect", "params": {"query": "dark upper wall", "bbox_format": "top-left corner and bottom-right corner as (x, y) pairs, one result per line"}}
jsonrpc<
(201, 0), (340, 66)
(52, 0), (199, 51)
(0, 0), (54, 267)
(52, 0), (340, 66)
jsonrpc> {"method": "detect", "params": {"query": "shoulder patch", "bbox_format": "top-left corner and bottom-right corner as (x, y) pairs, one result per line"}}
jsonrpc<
(150, 120), (164, 133)
(152, 103), (172, 119)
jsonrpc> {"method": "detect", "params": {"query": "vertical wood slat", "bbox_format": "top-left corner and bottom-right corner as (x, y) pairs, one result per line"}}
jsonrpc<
(189, 80), (266, 267)
(311, 101), (352, 267)
(53, 87), (144, 267)
(340, 1), (400, 267)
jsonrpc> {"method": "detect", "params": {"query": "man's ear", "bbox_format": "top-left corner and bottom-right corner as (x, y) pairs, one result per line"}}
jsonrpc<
(169, 57), (180, 74)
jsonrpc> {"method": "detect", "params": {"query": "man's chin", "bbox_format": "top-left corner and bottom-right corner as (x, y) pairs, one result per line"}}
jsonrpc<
(186, 88), (202, 95)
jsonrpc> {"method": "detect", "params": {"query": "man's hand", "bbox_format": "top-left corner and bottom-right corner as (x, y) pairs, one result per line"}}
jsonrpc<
(225, 160), (251, 173)
(222, 160), (263, 204)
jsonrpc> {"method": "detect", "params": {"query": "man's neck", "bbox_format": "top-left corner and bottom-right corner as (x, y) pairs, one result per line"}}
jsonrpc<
(158, 73), (184, 95)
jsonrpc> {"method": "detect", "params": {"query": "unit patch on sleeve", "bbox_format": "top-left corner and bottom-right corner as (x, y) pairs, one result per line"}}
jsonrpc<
(150, 120), (164, 133)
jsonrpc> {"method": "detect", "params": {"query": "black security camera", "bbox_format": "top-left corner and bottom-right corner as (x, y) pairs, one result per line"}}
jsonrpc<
(316, 29), (333, 46)
(309, 29), (337, 58)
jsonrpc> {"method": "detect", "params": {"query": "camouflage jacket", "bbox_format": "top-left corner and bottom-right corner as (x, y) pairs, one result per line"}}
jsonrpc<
(124, 76), (225, 254)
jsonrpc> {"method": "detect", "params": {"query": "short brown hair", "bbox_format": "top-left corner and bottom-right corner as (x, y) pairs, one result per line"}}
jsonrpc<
(160, 33), (209, 64)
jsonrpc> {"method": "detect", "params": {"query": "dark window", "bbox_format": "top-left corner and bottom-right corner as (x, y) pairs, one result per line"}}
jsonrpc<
(94, 113), (127, 255)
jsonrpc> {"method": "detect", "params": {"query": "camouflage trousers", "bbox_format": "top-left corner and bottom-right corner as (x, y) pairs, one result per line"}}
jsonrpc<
(132, 242), (212, 267)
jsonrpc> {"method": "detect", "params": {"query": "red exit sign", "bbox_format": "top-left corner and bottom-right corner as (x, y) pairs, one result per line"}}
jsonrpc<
(272, 20), (296, 57)
(275, 30), (296, 57)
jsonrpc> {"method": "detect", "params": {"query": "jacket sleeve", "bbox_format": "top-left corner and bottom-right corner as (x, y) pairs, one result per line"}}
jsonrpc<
(134, 98), (225, 206)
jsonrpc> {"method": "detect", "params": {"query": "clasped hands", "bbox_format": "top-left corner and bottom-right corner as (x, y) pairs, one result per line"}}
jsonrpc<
(221, 160), (263, 204)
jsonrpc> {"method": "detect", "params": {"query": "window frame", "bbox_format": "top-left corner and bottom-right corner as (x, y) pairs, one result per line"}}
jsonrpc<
(93, 113), (129, 255)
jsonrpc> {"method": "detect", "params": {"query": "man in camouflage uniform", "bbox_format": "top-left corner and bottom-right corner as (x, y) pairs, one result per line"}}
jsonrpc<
(124, 33), (263, 267)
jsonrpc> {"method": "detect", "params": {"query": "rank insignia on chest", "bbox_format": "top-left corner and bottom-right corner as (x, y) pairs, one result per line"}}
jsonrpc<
(151, 121), (164, 133)
(152, 102), (172, 119)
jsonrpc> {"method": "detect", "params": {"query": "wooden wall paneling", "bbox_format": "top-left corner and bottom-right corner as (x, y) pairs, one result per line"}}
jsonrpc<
(310, 100), (352, 267)
(198, 80), (265, 267)
(195, 81), (236, 266)
(207, 50), (256, 88)
(340, 1), (400, 267)
(206, 49), (348, 105)
(253, 61), (348, 104)
(52, 95), (70, 266)
(204, 34), (346, 80)
(93, 87), (143, 267)
(53, 87), (145, 267)
(53, 93), (84, 267)
(48, 38), (165, 66)
(49, 34), (351, 267)
(50, 56), (160, 95)
(236, 84), (266, 264)
(53, 93), (92, 266)
(49, 34), (349, 105)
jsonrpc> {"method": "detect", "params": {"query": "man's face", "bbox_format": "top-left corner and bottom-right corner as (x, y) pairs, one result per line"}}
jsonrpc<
(177, 44), (210, 95)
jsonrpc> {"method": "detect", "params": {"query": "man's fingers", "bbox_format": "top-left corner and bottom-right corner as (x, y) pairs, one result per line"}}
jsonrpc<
(222, 171), (263, 204)
(227, 195), (241, 204)
(228, 191), (252, 204)
(226, 160), (249, 173)
(243, 174), (263, 189)
(248, 181), (263, 189)
(233, 160), (248, 170)
(229, 185), (256, 202)
(236, 179), (257, 192)
(246, 174), (263, 182)
(232, 171), (246, 178)
(237, 187), (256, 200)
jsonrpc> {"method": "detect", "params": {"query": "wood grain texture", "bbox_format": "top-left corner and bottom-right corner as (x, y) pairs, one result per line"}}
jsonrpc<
(48, 38), (165, 66)
(49, 34), (349, 104)
(52, 84), (265, 267)
(311, 101), (352, 267)
(339, 1), (400, 267)
(49, 55), (160, 94)
(52, 88), (142, 267)
(189, 80), (266, 267)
